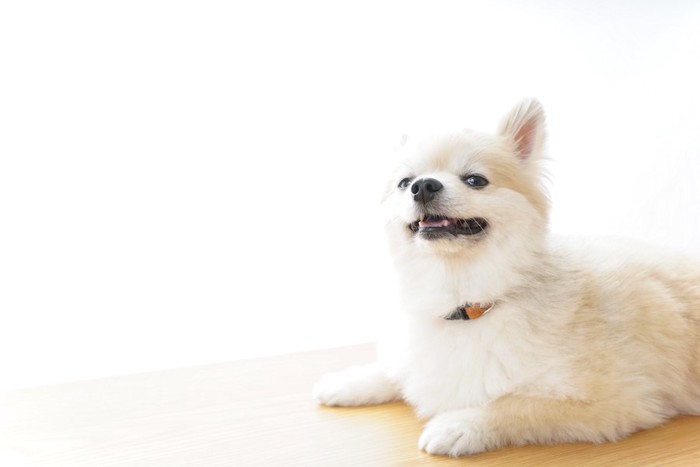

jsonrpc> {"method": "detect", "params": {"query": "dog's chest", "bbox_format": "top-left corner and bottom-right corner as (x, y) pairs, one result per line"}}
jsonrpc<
(398, 314), (541, 417)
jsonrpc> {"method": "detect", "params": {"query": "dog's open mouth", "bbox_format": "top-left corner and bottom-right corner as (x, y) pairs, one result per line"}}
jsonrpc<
(408, 215), (489, 238)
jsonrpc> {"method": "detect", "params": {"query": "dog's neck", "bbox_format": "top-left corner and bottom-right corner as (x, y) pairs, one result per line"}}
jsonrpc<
(394, 234), (548, 318)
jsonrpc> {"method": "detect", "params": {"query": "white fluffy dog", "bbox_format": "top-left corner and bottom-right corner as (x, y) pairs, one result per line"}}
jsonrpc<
(313, 99), (700, 456)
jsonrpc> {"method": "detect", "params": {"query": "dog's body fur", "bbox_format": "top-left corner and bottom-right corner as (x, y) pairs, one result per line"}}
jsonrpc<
(313, 100), (700, 456)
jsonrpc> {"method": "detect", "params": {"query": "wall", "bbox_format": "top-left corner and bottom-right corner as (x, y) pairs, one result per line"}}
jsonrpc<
(2, 0), (699, 390)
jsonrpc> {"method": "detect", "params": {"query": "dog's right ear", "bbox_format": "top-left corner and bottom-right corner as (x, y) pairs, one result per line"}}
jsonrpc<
(395, 133), (409, 150)
(498, 99), (546, 161)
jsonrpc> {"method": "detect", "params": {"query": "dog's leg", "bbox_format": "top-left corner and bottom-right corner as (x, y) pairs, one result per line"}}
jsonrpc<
(313, 361), (401, 406)
(418, 393), (666, 456)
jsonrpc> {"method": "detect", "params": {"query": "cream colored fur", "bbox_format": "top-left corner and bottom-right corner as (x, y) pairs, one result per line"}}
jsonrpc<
(313, 99), (700, 456)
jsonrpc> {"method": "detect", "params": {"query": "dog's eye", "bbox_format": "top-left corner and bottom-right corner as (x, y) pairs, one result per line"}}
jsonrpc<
(463, 175), (489, 188)
(398, 177), (413, 189)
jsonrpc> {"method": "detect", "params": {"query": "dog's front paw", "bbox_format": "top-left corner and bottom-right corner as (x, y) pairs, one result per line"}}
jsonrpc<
(312, 362), (400, 407)
(419, 410), (495, 457)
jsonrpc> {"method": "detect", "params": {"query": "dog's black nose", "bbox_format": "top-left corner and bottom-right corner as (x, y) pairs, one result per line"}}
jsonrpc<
(411, 178), (443, 203)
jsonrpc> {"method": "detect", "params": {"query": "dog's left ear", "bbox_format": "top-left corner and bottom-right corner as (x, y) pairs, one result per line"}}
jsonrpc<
(498, 99), (546, 161)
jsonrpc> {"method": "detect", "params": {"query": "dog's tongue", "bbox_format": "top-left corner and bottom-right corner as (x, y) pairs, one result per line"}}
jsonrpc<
(419, 218), (454, 228)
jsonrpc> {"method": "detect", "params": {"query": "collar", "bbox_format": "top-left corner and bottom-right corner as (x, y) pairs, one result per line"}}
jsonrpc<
(443, 301), (496, 320)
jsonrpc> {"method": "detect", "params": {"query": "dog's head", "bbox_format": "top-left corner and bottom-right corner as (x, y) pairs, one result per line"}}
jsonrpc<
(383, 99), (549, 260)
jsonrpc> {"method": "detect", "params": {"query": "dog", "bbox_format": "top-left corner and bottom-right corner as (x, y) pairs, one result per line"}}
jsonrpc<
(312, 99), (700, 456)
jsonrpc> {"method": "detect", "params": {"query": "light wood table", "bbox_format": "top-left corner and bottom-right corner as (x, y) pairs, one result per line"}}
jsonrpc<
(2, 344), (700, 466)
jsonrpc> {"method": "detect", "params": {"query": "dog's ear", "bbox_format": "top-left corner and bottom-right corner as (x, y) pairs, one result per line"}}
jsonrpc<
(498, 99), (546, 161)
(396, 133), (409, 150)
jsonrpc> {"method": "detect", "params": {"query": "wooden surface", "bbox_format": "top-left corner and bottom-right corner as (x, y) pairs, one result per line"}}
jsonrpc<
(2, 344), (700, 466)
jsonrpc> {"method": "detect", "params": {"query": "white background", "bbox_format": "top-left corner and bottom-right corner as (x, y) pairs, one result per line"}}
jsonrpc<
(1, 0), (700, 390)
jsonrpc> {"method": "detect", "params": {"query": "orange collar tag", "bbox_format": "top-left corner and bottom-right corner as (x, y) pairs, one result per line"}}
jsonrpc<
(444, 302), (496, 320)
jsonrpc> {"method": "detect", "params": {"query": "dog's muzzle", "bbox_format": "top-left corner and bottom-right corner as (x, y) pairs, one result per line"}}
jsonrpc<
(407, 177), (489, 239)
